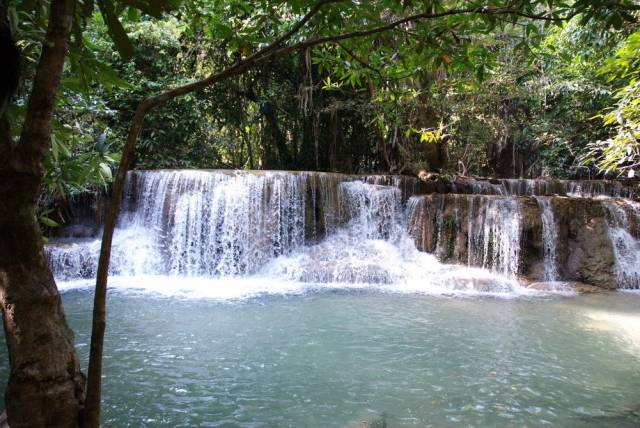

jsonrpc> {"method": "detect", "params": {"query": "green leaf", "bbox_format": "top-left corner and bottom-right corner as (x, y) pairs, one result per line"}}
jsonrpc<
(214, 22), (235, 39)
(39, 216), (59, 227)
(127, 6), (141, 22)
(99, 162), (113, 180)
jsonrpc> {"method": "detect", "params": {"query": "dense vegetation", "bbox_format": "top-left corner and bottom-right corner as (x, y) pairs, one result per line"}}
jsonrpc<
(6, 0), (639, 230)
(1, 1), (639, 426)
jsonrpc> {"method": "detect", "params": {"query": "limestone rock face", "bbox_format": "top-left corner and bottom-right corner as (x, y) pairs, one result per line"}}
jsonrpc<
(407, 194), (632, 288)
(439, 176), (640, 200)
(407, 194), (542, 277)
(550, 198), (617, 288)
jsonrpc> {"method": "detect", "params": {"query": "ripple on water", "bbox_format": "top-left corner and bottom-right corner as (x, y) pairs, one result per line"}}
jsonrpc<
(2, 290), (637, 427)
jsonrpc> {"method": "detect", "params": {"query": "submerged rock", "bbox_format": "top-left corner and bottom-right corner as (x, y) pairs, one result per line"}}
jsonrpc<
(343, 417), (387, 428)
(526, 281), (606, 293)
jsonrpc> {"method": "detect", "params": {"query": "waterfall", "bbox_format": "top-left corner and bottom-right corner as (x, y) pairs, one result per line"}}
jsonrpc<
(48, 171), (345, 279)
(407, 195), (524, 277)
(450, 177), (638, 199)
(472, 198), (523, 276)
(263, 182), (406, 284)
(535, 197), (559, 281)
(602, 200), (640, 289)
(46, 170), (528, 296)
(45, 169), (640, 293)
(46, 171), (410, 279)
(338, 181), (402, 240)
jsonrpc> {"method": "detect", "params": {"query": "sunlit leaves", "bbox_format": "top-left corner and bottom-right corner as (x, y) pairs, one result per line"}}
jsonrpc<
(582, 29), (640, 177)
(600, 32), (640, 80)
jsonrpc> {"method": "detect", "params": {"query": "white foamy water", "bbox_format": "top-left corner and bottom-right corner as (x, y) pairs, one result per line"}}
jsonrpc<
(48, 170), (535, 299)
(48, 170), (640, 298)
(535, 197), (559, 281)
(406, 194), (524, 277)
(603, 199), (640, 289)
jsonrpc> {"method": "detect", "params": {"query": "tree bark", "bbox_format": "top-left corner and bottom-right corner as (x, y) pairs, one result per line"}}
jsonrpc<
(0, 0), (85, 426)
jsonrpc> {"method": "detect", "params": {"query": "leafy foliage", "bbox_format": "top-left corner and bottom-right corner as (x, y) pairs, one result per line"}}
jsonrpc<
(7, 0), (176, 229)
(583, 30), (640, 177)
(7, 0), (640, 230)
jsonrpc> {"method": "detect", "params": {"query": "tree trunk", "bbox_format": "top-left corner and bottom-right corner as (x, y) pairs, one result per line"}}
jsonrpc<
(414, 80), (446, 172)
(0, 0), (85, 426)
(239, 127), (255, 169)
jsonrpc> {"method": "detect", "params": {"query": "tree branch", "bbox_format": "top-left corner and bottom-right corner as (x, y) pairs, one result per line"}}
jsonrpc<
(265, 6), (569, 58)
(336, 41), (384, 78)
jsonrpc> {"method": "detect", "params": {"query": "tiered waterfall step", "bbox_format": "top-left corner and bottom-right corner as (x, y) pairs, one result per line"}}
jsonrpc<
(407, 193), (640, 288)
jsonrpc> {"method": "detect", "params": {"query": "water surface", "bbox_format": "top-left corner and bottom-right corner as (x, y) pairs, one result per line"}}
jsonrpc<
(2, 288), (639, 427)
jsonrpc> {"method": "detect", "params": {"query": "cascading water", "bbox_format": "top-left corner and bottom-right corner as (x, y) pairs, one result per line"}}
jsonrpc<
(450, 176), (639, 199)
(46, 170), (528, 297)
(407, 194), (524, 277)
(602, 199), (640, 289)
(135, 171), (309, 276)
(478, 198), (523, 276)
(46, 169), (640, 294)
(49, 171), (342, 279)
(264, 181), (406, 285)
(265, 182), (522, 293)
(534, 197), (559, 281)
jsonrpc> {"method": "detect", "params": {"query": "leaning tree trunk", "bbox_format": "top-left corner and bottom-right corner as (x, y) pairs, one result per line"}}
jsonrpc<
(0, 0), (85, 426)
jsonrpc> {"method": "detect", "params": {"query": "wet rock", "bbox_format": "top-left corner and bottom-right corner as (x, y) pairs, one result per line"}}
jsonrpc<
(569, 282), (608, 293)
(438, 176), (640, 199)
(408, 194), (542, 277)
(361, 174), (433, 201)
(407, 194), (624, 289)
(549, 197), (617, 289)
(418, 170), (439, 182)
